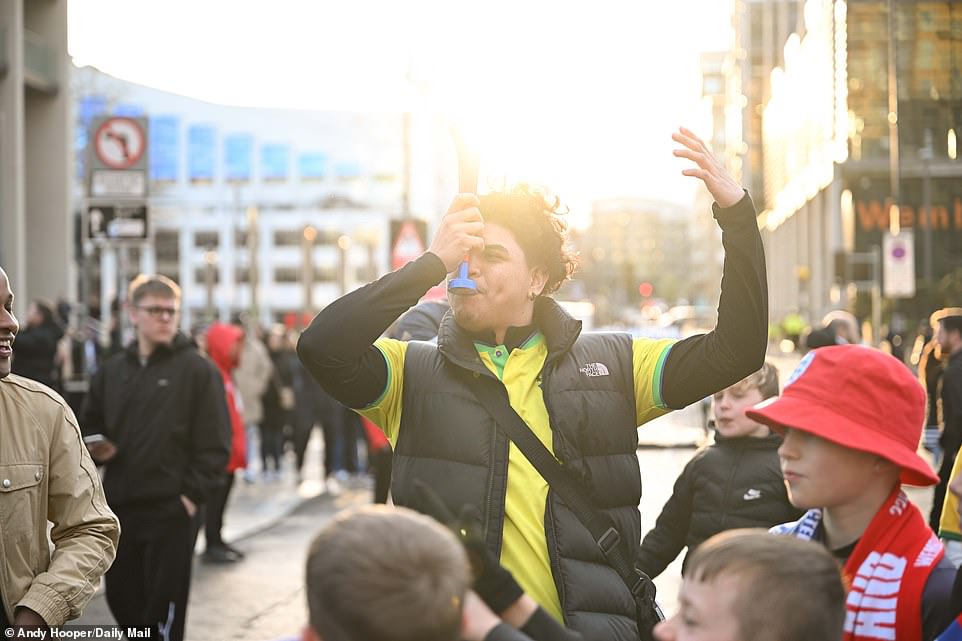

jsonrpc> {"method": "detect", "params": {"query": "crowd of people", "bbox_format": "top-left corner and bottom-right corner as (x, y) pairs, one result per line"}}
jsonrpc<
(1, 125), (962, 641)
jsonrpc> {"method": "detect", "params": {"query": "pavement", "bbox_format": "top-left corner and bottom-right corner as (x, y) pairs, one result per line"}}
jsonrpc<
(208, 430), (347, 550)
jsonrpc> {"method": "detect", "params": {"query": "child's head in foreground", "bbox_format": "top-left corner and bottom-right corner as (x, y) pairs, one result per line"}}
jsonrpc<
(654, 529), (845, 641)
(303, 504), (470, 641)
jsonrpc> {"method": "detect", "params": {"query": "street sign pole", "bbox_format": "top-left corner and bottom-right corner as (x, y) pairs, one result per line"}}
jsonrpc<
(845, 247), (883, 346)
(86, 116), (150, 349)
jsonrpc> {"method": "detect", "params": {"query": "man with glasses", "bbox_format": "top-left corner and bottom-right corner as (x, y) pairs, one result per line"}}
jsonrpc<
(81, 274), (231, 641)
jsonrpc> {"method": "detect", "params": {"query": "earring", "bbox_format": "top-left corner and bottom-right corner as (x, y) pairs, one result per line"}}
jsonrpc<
(528, 292), (537, 301)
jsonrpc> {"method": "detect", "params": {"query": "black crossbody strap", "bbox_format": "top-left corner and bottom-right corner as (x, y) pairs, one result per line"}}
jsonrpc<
(465, 372), (660, 627)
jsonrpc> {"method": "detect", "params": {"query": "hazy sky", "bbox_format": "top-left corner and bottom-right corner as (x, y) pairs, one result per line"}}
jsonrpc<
(68, 1), (734, 213)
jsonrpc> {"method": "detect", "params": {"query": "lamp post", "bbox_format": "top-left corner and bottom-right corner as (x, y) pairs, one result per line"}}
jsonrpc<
(355, 227), (379, 282)
(246, 205), (259, 320)
(337, 234), (352, 295)
(302, 226), (317, 314)
(204, 246), (217, 321)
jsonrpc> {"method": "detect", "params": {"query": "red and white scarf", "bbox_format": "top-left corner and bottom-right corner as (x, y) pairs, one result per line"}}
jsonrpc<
(774, 487), (944, 641)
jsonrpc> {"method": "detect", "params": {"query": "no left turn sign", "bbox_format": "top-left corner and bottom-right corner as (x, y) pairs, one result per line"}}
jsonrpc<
(94, 117), (146, 170)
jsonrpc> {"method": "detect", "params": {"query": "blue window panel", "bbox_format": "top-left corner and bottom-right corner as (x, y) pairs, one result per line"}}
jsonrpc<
(224, 134), (254, 181)
(114, 103), (145, 117)
(260, 144), (290, 181)
(150, 116), (180, 182)
(298, 152), (328, 180)
(188, 125), (217, 182)
(79, 96), (107, 126)
(335, 161), (361, 179)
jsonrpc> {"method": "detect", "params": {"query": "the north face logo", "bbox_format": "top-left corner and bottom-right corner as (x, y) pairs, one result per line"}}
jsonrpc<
(579, 362), (610, 377)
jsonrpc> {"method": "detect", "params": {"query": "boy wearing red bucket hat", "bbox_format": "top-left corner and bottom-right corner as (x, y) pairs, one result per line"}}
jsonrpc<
(746, 345), (955, 641)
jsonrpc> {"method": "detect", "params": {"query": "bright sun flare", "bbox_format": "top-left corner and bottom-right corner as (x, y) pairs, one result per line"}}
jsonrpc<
(68, 0), (733, 217)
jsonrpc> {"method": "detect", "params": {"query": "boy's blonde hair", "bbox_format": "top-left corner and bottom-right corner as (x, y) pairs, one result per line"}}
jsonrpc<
(724, 361), (779, 400)
(685, 529), (845, 641)
(306, 505), (469, 641)
(128, 273), (181, 305)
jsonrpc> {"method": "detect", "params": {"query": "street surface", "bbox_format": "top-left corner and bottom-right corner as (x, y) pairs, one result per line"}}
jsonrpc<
(68, 349), (938, 637)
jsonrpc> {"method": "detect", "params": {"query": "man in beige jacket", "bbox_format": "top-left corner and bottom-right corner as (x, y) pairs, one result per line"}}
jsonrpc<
(0, 265), (120, 628)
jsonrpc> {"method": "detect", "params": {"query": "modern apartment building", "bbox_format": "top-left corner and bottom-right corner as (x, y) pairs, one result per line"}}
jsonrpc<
(72, 65), (450, 330)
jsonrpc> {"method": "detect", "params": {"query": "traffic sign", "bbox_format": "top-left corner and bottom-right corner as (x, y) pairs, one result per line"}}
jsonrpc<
(94, 117), (146, 169)
(883, 231), (916, 298)
(90, 170), (146, 198)
(88, 116), (149, 199)
(86, 204), (149, 241)
(390, 219), (427, 271)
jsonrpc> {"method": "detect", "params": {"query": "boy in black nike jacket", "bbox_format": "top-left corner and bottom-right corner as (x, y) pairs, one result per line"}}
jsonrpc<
(637, 363), (802, 578)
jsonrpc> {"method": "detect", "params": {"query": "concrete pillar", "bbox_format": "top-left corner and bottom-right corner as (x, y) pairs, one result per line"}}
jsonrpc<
(99, 247), (116, 346)
(218, 207), (232, 321)
(140, 242), (156, 276)
(24, 0), (72, 304)
(0, 0), (27, 315)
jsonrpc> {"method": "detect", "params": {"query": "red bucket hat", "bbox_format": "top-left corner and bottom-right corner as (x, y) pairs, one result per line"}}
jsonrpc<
(746, 345), (937, 486)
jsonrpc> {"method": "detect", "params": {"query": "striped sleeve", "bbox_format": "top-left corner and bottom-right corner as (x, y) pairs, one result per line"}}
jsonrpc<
(355, 338), (407, 447)
(632, 337), (677, 425)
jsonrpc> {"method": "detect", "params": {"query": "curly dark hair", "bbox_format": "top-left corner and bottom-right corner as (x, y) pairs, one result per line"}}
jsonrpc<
(478, 184), (579, 295)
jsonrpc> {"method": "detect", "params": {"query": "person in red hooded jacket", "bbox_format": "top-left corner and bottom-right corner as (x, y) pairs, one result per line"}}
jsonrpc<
(204, 322), (247, 563)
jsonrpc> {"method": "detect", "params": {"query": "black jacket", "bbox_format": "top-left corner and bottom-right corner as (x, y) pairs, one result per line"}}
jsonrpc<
(11, 323), (64, 390)
(637, 433), (803, 578)
(263, 347), (298, 431)
(80, 333), (231, 508)
(940, 350), (962, 458)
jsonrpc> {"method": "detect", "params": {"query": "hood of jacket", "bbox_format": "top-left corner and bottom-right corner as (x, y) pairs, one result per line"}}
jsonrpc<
(206, 322), (244, 375)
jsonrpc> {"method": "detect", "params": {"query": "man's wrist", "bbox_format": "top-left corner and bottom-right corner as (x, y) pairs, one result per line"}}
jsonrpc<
(711, 190), (755, 227)
(499, 594), (538, 628)
(421, 251), (449, 281)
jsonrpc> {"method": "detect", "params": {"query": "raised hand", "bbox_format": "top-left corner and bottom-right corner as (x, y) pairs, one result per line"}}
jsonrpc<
(672, 126), (744, 209)
(427, 194), (485, 273)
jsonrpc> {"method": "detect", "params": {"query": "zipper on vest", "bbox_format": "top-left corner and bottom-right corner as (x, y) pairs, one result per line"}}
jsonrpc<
(538, 366), (568, 620)
(485, 425), (505, 556)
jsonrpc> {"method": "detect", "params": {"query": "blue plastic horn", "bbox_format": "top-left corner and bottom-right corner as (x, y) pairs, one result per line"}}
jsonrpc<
(449, 260), (476, 294)
(448, 127), (479, 296)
